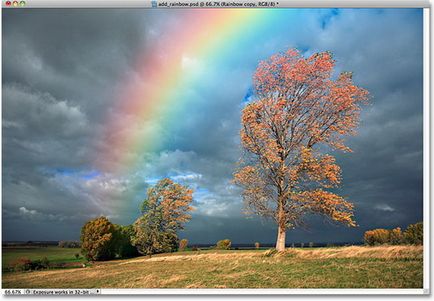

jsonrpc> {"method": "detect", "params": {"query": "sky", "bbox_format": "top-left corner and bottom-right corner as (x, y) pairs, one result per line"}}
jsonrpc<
(2, 8), (423, 244)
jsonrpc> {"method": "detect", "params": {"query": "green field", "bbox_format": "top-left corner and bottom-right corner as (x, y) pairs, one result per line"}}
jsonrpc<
(2, 245), (423, 289)
(2, 246), (85, 267)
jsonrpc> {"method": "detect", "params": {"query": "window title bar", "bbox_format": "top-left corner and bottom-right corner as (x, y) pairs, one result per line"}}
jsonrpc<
(2, 0), (430, 8)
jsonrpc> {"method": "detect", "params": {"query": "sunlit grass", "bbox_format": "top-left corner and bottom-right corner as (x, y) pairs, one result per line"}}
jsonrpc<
(2, 246), (423, 289)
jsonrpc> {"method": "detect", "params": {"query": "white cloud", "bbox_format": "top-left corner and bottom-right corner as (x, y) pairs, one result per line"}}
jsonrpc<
(374, 204), (395, 212)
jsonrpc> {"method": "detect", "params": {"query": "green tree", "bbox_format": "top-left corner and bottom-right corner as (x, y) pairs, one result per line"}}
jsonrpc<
(132, 178), (194, 256)
(113, 224), (139, 258)
(80, 216), (116, 261)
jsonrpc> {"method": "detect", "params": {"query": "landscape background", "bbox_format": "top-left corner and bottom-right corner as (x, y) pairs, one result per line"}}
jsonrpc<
(2, 8), (423, 244)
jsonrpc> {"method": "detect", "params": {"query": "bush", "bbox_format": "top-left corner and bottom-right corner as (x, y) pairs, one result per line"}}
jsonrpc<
(255, 242), (260, 249)
(40, 257), (50, 269)
(30, 258), (50, 270)
(216, 239), (231, 250)
(80, 216), (117, 261)
(364, 224), (422, 246)
(364, 229), (390, 245)
(389, 227), (403, 245)
(74, 253), (80, 259)
(404, 222), (423, 245)
(11, 257), (33, 271)
(179, 239), (188, 251)
(191, 246), (199, 251)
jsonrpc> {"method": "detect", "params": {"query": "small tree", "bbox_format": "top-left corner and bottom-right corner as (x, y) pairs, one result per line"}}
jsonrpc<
(234, 48), (369, 251)
(179, 239), (189, 251)
(364, 229), (390, 246)
(404, 222), (423, 245)
(132, 178), (194, 256)
(80, 216), (116, 261)
(389, 227), (403, 245)
(216, 239), (231, 250)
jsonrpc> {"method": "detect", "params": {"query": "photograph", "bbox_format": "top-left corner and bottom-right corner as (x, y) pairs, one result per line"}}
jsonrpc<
(1, 4), (427, 292)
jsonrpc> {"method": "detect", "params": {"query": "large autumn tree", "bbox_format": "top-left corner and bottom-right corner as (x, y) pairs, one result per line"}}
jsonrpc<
(132, 178), (194, 256)
(234, 49), (369, 251)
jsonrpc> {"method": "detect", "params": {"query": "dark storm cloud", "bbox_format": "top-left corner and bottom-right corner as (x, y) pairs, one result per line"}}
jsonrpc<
(2, 8), (424, 243)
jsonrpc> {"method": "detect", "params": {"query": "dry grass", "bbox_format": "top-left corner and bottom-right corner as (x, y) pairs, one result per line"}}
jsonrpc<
(2, 246), (423, 289)
(281, 245), (423, 260)
(120, 251), (261, 265)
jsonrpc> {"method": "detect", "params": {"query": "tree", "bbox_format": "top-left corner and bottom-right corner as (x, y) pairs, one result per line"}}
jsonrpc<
(404, 222), (423, 245)
(389, 227), (403, 245)
(364, 229), (390, 246)
(132, 178), (194, 256)
(80, 216), (116, 261)
(179, 239), (189, 251)
(112, 224), (139, 258)
(215, 239), (231, 250)
(234, 49), (369, 251)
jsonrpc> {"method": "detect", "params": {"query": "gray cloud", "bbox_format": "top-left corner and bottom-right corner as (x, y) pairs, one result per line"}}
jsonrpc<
(2, 8), (423, 243)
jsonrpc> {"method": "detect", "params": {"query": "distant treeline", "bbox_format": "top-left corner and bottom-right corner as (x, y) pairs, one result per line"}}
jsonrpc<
(2, 241), (364, 249)
(2, 241), (59, 247)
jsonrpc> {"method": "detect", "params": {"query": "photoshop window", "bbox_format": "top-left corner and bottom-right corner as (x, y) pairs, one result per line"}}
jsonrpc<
(1, 0), (430, 295)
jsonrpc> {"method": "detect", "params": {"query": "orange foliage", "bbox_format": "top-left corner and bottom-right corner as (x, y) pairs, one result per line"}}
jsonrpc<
(234, 49), (369, 249)
(141, 178), (194, 231)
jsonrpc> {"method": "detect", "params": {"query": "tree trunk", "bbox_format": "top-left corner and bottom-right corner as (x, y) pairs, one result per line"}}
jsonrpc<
(275, 223), (286, 252)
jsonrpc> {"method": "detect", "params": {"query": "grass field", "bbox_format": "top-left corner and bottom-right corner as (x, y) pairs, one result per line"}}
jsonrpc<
(2, 246), (85, 266)
(2, 245), (423, 289)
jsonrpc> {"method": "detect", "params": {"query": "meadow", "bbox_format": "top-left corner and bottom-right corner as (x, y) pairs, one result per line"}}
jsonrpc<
(2, 246), (85, 268)
(2, 245), (423, 289)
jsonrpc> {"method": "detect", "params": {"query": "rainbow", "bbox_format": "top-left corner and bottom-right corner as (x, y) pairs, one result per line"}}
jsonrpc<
(98, 8), (293, 173)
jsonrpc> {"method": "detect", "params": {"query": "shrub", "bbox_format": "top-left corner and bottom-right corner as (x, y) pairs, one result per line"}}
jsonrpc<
(80, 216), (117, 261)
(191, 246), (199, 251)
(255, 242), (260, 249)
(12, 257), (32, 271)
(389, 227), (403, 245)
(40, 257), (50, 269)
(179, 239), (188, 251)
(216, 239), (231, 250)
(74, 253), (80, 259)
(404, 222), (423, 245)
(30, 260), (44, 270)
(364, 229), (390, 245)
